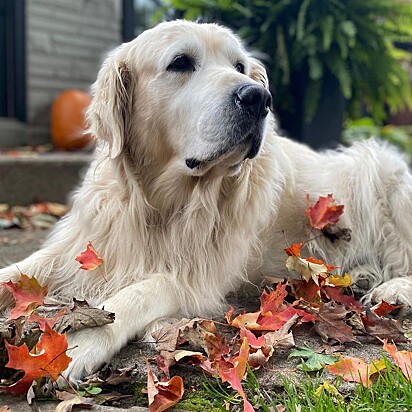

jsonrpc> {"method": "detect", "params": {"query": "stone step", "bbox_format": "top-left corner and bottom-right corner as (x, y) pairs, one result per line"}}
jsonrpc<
(0, 152), (92, 205)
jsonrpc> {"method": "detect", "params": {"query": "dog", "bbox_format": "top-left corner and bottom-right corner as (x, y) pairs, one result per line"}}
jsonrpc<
(1, 20), (411, 383)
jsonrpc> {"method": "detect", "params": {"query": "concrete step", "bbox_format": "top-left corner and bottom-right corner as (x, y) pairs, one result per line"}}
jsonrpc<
(0, 152), (92, 205)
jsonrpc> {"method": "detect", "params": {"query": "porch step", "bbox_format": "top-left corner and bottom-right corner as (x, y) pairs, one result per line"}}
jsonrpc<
(0, 152), (92, 205)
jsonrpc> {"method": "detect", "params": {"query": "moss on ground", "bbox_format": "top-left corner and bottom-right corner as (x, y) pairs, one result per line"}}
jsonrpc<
(174, 388), (222, 411)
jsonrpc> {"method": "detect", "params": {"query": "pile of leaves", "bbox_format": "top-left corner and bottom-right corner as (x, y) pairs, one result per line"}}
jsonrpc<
(0, 203), (68, 230)
(0, 194), (411, 412)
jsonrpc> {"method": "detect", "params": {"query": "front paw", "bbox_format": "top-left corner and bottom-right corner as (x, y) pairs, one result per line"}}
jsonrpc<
(366, 277), (412, 317)
(62, 325), (116, 384)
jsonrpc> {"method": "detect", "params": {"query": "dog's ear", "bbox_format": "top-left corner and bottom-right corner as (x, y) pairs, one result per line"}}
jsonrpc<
(87, 47), (131, 159)
(249, 58), (269, 90)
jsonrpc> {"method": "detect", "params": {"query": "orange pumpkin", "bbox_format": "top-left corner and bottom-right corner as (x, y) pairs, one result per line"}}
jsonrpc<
(51, 89), (93, 150)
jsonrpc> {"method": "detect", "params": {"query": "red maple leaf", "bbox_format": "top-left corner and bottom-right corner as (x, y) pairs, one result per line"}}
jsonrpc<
(260, 285), (288, 315)
(4, 322), (72, 395)
(372, 301), (403, 317)
(75, 241), (103, 270)
(1, 273), (48, 320)
(306, 194), (344, 230)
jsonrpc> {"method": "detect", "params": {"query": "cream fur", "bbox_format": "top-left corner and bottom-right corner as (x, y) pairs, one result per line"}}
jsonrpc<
(0, 20), (411, 382)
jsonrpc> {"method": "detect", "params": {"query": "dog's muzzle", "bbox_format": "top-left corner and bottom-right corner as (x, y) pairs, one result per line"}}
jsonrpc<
(185, 84), (272, 170)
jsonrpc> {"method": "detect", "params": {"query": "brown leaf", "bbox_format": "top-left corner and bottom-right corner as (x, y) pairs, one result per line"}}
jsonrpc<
(55, 396), (94, 412)
(314, 302), (353, 343)
(53, 307), (115, 334)
(264, 313), (298, 350)
(146, 362), (184, 412)
(362, 309), (407, 342)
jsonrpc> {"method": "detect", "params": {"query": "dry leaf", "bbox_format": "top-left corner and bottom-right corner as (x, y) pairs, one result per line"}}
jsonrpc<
(1, 273), (48, 320)
(326, 355), (386, 386)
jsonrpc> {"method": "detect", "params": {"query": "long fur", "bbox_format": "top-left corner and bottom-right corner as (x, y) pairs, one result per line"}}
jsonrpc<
(0, 21), (411, 382)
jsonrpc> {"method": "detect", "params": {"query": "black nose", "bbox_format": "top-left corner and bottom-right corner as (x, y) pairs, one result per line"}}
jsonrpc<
(234, 84), (272, 118)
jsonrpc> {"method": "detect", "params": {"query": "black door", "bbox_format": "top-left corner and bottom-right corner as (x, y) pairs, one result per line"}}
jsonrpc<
(0, 0), (26, 122)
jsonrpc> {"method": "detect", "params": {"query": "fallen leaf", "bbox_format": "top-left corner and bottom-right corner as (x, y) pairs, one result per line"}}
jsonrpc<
(314, 302), (353, 343)
(264, 313), (298, 350)
(260, 285), (288, 316)
(1, 273), (48, 320)
(286, 255), (330, 285)
(146, 362), (184, 412)
(55, 396), (94, 412)
(371, 301), (403, 317)
(288, 346), (338, 371)
(326, 355), (386, 386)
(0, 407), (11, 412)
(383, 340), (412, 382)
(323, 286), (363, 311)
(4, 322), (72, 395)
(326, 273), (352, 288)
(75, 241), (103, 271)
(53, 307), (115, 334)
(214, 338), (254, 412)
(174, 350), (206, 364)
(362, 309), (407, 342)
(306, 194), (344, 230)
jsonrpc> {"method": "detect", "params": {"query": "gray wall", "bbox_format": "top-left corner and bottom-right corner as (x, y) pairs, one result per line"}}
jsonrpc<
(26, 0), (122, 145)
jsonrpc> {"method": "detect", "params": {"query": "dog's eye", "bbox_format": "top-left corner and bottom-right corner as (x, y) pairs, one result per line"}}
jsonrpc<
(167, 54), (195, 73)
(235, 62), (245, 74)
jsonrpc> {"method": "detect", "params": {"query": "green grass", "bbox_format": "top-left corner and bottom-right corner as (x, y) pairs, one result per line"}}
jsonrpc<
(194, 359), (412, 412)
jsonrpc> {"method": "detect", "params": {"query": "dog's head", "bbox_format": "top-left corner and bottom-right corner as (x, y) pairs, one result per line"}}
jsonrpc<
(88, 20), (272, 177)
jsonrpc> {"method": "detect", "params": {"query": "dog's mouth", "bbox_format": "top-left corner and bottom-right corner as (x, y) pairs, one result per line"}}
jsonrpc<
(185, 130), (264, 173)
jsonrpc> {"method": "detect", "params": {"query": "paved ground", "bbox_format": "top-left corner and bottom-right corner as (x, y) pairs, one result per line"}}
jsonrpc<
(1, 227), (411, 411)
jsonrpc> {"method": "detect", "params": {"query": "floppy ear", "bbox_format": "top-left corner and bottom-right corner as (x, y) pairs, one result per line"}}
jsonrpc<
(249, 58), (269, 90)
(87, 47), (131, 159)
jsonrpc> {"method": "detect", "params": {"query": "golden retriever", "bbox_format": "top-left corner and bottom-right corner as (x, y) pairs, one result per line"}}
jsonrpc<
(1, 20), (411, 382)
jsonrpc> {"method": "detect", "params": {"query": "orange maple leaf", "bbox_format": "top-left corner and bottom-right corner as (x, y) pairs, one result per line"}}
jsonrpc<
(326, 355), (386, 386)
(284, 242), (304, 257)
(146, 361), (184, 412)
(306, 194), (344, 230)
(75, 241), (103, 270)
(4, 322), (72, 395)
(383, 340), (412, 382)
(1, 273), (48, 320)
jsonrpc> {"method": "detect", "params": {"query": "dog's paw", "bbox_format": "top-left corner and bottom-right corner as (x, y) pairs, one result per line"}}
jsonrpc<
(363, 277), (412, 317)
(62, 325), (117, 384)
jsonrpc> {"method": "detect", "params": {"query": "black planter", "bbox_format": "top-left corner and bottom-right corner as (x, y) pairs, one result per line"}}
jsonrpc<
(277, 69), (345, 149)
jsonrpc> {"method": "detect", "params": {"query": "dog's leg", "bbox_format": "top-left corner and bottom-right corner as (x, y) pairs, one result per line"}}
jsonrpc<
(63, 274), (183, 383)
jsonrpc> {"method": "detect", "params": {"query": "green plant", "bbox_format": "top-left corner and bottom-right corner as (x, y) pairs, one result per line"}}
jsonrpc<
(159, 0), (412, 123)
(342, 117), (412, 162)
